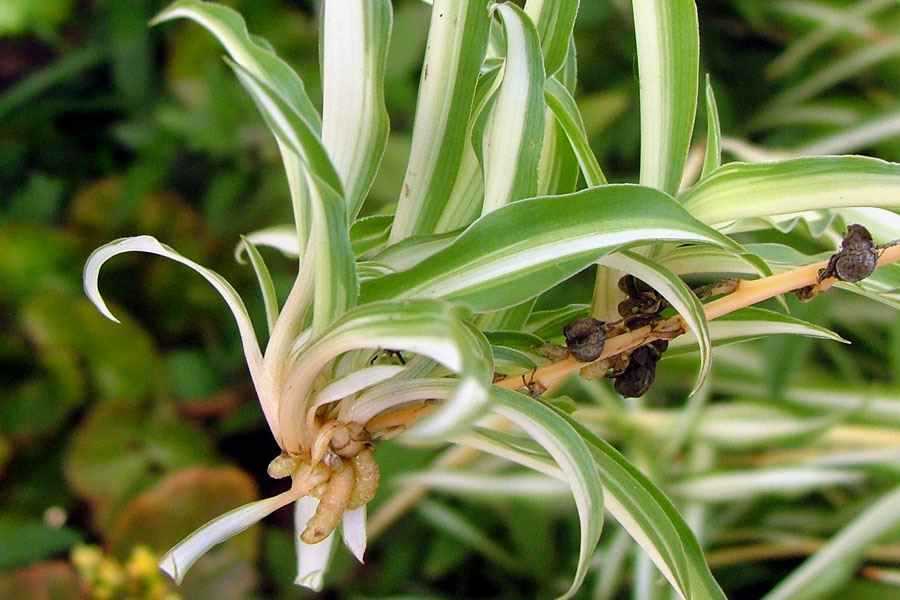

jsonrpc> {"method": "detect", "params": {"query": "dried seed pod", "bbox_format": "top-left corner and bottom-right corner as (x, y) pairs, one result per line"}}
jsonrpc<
(348, 448), (380, 509)
(563, 317), (607, 362)
(629, 344), (660, 368)
(819, 224), (879, 283)
(301, 464), (355, 544)
(614, 363), (656, 398)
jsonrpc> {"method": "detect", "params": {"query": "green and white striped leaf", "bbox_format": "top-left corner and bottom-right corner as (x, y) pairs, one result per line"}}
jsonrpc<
(667, 307), (847, 357)
(152, 0), (319, 246)
(350, 215), (394, 256)
(371, 230), (460, 272)
(83, 236), (273, 432)
(362, 185), (749, 313)
(228, 60), (357, 336)
(681, 156), (900, 226)
(278, 300), (492, 451)
(389, 0), (491, 241)
(598, 250), (711, 395)
(701, 75), (721, 181)
(559, 414), (726, 600)
(434, 62), (503, 233)
(545, 77), (607, 187)
(489, 388), (604, 600)
(478, 3), (546, 215)
(524, 0), (579, 77)
(632, 0), (699, 195)
(237, 236), (279, 334)
(764, 484), (900, 600)
(320, 0), (392, 219)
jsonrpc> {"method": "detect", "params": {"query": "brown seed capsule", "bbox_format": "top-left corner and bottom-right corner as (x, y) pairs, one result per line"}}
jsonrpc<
(819, 224), (879, 283)
(301, 464), (355, 544)
(348, 448), (380, 509)
(563, 317), (607, 362)
(614, 363), (656, 398)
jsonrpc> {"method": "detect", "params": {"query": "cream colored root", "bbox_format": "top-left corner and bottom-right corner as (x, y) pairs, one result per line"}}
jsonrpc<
(348, 448), (380, 509)
(301, 464), (355, 544)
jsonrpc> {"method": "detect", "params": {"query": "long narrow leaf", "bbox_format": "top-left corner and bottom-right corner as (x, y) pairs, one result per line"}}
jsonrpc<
(524, 0), (579, 76)
(389, 0), (491, 241)
(700, 75), (721, 180)
(545, 77), (607, 187)
(632, 0), (699, 195)
(320, 0), (392, 219)
(479, 3), (546, 215)
(228, 60), (357, 335)
(362, 185), (749, 313)
(490, 388), (604, 600)
(681, 156), (900, 226)
(83, 236), (272, 430)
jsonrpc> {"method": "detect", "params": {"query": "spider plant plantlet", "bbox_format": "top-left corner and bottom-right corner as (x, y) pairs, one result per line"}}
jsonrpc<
(81, 0), (900, 597)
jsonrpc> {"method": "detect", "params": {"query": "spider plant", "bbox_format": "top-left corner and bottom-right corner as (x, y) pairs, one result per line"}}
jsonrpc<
(83, 0), (900, 597)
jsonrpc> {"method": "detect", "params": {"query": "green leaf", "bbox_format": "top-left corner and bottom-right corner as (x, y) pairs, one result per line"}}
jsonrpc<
(681, 156), (900, 226)
(320, 0), (392, 219)
(278, 300), (492, 451)
(237, 236), (279, 335)
(545, 77), (607, 187)
(700, 75), (721, 181)
(362, 185), (750, 313)
(479, 3), (546, 215)
(0, 518), (82, 570)
(228, 60), (357, 336)
(524, 0), (579, 76)
(389, 0), (491, 241)
(598, 250), (711, 395)
(764, 484), (900, 600)
(489, 388), (604, 600)
(632, 0), (699, 195)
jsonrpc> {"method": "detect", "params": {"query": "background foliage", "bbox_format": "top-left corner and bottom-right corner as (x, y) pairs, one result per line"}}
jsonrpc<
(2, 0), (900, 598)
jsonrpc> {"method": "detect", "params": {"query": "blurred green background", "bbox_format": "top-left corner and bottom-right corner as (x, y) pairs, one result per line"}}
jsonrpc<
(2, 1), (900, 598)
